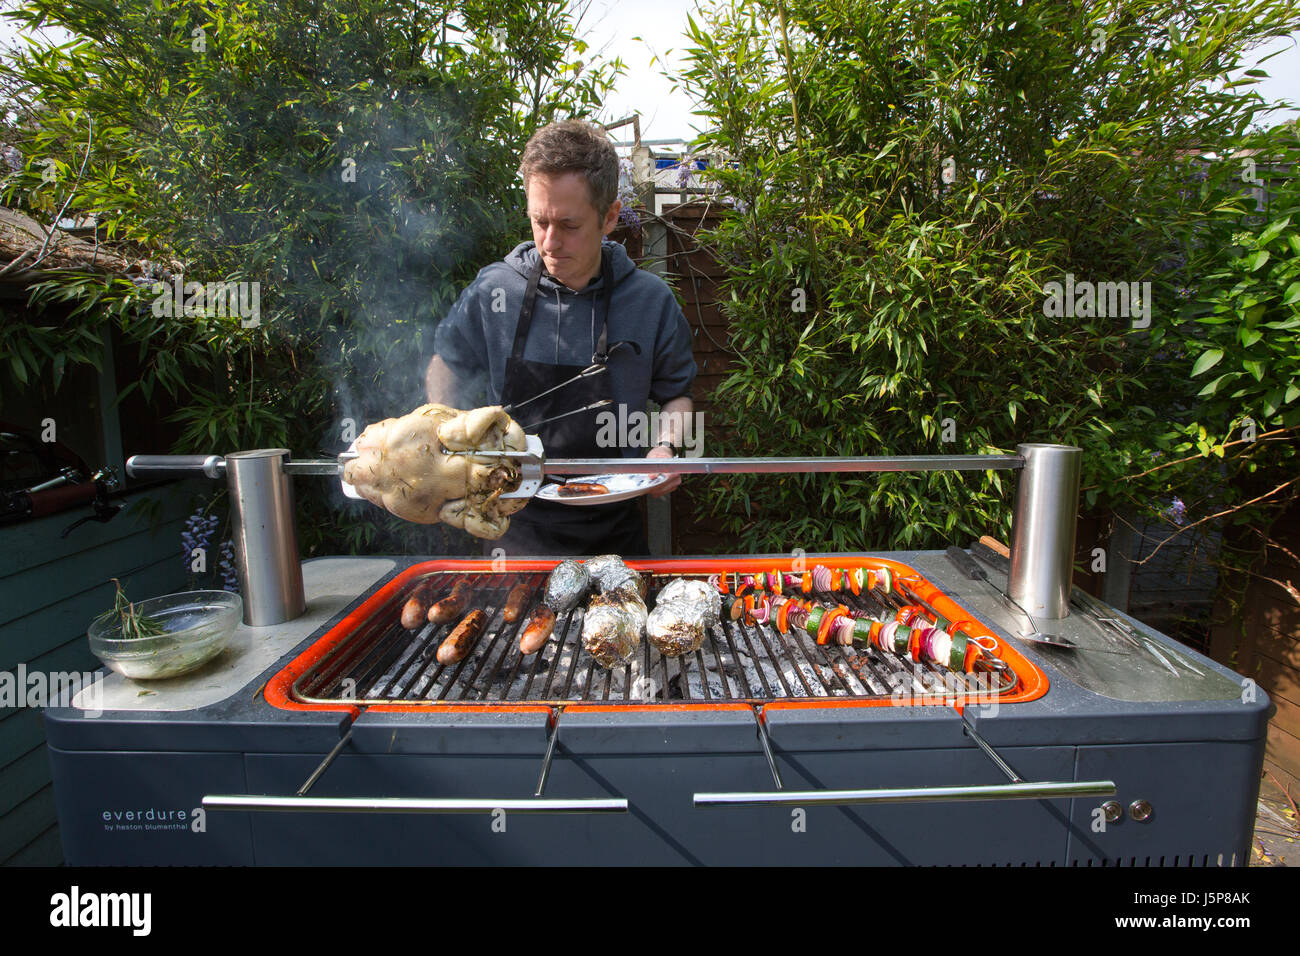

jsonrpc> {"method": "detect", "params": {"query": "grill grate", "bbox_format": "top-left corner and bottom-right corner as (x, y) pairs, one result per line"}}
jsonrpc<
(291, 571), (1017, 706)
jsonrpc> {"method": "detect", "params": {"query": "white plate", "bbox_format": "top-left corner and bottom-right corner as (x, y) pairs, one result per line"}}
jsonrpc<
(537, 472), (669, 505)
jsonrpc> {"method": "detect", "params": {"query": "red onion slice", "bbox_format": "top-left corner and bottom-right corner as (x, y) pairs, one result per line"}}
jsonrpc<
(880, 621), (899, 654)
(812, 564), (831, 591)
(833, 614), (855, 645)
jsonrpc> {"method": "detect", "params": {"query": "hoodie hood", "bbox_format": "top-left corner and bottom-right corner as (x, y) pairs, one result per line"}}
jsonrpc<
(504, 239), (639, 294)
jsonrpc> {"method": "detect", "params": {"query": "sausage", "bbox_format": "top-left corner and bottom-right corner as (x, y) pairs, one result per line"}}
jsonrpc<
(436, 609), (487, 665)
(557, 482), (609, 497)
(428, 580), (471, 625)
(519, 605), (557, 655)
(502, 582), (530, 623)
(400, 581), (434, 630)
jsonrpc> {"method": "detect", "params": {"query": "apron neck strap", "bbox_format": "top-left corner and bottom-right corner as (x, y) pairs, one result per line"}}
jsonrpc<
(592, 249), (615, 364)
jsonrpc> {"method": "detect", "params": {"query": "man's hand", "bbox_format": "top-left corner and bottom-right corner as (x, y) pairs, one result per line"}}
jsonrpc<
(644, 443), (680, 496)
(643, 396), (693, 496)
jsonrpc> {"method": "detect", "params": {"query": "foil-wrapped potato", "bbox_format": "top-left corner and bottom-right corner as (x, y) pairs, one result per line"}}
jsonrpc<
(582, 586), (647, 668)
(647, 579), (720, 657)
(343, 404), (528, 539)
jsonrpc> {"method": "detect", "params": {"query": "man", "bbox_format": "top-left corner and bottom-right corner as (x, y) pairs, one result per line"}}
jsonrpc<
(426, 119), (697, 556)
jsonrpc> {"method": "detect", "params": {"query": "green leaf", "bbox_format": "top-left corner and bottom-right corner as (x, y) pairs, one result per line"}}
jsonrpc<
(1196, 373), (1234, 397)
(1190, 349), (1224, 376)
(1245, 250), (1269, 272)
(1258, 216), (1290, 246)
(873, 140), (898, 161)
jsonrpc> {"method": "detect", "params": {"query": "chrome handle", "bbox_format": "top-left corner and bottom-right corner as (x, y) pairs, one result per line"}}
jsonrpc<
(203, 794), (627, 814)
(694, 779), (1116, 807)
(126, 454), (225, 479)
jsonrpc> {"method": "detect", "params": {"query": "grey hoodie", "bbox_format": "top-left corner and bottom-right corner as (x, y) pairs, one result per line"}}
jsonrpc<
(433, 239), (697, 438)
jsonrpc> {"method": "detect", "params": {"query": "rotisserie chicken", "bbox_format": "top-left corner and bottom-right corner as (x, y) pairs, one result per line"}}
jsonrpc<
(342, 404), (529, 539)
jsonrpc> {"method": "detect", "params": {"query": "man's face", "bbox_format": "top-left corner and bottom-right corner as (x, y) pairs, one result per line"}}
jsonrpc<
(526, 171), (621, 292)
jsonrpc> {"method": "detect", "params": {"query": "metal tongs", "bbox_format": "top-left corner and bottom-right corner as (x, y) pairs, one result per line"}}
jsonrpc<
(944, 546), (1076, 648)
(966, 541), (1194, 673)
(502, 365), (609, 418)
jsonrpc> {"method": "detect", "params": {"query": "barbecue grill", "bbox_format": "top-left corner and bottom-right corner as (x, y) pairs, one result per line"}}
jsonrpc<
(277, 564), (1031, 709)
(40, 441), (1270, 865)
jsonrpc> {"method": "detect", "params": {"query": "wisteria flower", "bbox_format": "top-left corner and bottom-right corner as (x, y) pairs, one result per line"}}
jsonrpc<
(1162, 497), (1187, 526)
(219, 540), (240, 593)
(676, 154), (697, 188)
(616, 158), (641, 235)
(618, 204), (642, 235)
(180, 509), (220, 572)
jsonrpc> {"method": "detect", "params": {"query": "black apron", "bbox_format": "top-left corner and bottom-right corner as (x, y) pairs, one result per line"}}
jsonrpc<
(488, 247), (648, 557)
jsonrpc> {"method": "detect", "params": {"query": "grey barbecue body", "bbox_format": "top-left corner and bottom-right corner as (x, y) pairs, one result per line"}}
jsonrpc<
(43, 554), (1268, 867)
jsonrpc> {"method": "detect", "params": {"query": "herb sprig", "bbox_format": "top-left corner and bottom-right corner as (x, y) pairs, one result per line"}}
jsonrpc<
(109, 578), (167, 640)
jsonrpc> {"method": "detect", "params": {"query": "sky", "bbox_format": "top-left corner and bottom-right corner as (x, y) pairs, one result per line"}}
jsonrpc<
(581, 0), (1300, 143)
(1, 0), (1297, 144)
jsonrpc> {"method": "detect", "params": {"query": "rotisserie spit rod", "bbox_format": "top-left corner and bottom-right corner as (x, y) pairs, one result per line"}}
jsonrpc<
(275, 452), (1026, 477)
(126, 443), (1078, 623)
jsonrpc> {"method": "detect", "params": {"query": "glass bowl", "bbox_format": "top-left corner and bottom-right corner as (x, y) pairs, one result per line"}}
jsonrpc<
(88, 590), (242, 680)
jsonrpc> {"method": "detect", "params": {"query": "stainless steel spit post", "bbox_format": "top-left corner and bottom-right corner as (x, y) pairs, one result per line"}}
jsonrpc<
(225, 449), (306, 626)
(1007, 443), (1081, 620)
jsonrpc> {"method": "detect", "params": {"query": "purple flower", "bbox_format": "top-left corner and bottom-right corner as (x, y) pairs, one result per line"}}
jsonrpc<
(616, 158), (642, 235)
(181, 509), (220, 571)
(219, 539), (240, 593)
(1162, 497), (1187, 526)
(676, 154), (696, 188)
(617, 204), (642, 235)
